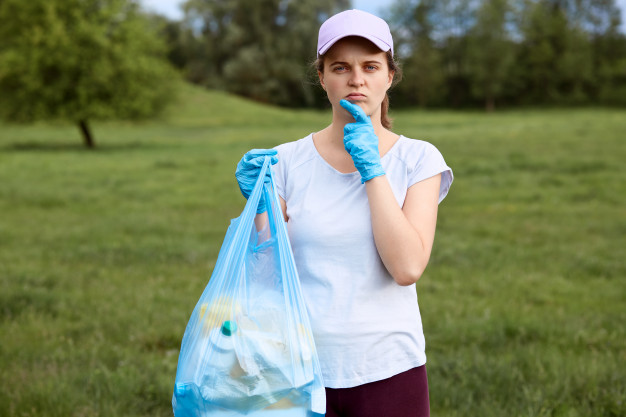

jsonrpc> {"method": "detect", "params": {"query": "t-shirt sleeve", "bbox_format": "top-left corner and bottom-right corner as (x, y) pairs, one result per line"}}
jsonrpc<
(272, 143), (289, 200)
(408, 142), (454, 204)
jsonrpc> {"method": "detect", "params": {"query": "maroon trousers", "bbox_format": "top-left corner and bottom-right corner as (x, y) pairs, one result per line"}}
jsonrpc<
(324, 365), (430, 417)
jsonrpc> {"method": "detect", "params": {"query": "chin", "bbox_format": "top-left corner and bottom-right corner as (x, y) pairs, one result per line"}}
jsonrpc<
(350, 101), (370, 111)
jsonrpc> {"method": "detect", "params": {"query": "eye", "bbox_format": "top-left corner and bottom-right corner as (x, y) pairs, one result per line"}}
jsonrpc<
(332, 65), (348, 72)
(365, 64), (378, 71)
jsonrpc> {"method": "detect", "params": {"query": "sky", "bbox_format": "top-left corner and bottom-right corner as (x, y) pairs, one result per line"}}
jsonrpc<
(140, 0), (626, 31)
(140, 0), (399, 20)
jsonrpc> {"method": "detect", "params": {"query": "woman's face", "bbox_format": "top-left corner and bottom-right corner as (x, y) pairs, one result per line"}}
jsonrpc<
(319, 36), (394, 121)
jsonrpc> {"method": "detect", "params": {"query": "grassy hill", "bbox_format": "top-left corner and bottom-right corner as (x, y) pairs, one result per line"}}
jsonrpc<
(0, 85), (624, 416)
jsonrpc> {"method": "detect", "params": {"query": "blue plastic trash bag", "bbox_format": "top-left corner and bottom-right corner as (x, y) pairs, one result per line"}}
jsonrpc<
(172, 157), (326, 417)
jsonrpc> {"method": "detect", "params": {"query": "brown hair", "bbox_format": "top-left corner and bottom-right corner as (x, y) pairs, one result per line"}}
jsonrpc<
(315, 50), (402, 129)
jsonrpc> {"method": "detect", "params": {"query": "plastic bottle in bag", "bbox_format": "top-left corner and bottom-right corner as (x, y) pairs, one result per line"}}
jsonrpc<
(198, 321), (247, 402)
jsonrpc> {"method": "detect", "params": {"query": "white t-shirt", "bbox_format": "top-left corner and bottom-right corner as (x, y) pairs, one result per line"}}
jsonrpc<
(273, 134), (453, 388)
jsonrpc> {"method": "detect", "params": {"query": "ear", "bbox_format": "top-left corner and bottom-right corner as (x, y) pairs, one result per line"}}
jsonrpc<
(387, 70), (395, 89)
(318, 70), (326, 91)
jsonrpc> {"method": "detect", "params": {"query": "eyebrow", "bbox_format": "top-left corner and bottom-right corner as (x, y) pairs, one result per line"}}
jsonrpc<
(328, 60), (384, 66)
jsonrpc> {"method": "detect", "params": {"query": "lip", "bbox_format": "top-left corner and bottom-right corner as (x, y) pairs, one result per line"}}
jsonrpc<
(345, 93), (366, 101)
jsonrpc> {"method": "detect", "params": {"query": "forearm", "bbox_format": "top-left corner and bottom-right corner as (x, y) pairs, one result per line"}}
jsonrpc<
(365, 176), (431, 286)
(254, 212), (269, 232)
(339, 100), (440, 284)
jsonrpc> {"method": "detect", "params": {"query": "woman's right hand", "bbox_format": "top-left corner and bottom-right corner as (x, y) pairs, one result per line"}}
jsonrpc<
(235, 149), (278, 213)
(340, 99), (385, 183)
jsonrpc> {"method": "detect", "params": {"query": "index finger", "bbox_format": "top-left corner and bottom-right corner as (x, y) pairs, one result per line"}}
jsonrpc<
(340, 99), (369, 124)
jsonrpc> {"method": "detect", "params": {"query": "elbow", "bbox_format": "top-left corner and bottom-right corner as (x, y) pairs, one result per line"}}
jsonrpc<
(393, 264), (426, 286)
(386, 250), (432, 286)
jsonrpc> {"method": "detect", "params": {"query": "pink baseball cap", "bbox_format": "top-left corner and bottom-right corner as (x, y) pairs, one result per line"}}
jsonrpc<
(317, 9), (394, 57)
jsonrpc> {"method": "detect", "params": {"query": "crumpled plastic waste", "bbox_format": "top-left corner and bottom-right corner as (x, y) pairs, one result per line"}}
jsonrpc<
(172, 157), (326, 416)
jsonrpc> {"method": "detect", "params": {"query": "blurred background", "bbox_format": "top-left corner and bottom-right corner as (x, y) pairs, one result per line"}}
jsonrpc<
(142, 0), (626, 110)
(0, 1), (624, 416)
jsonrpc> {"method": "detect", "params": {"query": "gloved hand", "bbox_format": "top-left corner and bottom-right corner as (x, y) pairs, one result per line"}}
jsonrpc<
(235, 149), (278, 213)
(340, 99), (385, 183)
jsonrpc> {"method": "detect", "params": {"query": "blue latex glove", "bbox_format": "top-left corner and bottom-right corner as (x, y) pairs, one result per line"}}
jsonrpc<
(235, 149), (278, 213)
(340, 99), (385, 183)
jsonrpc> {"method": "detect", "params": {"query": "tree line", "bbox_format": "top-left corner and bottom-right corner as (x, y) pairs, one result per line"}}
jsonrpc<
(161, 0), (626, 110)
(157, 0), (350, 107)
(1, 0), (624, 148)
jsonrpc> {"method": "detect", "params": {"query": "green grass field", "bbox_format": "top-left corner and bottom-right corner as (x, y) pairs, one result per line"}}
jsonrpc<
(1, 84), (624, 416)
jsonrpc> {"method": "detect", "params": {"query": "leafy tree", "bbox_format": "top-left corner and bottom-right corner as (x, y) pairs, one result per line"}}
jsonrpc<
(386, 0), (626, 108)
(517, 0), (596, 104)
(432, 0), (476, 107)
(180, 0), (349, 107)
(585, 0), (626, 104)
(0, 0), (177, 148)
(389, 0), (445, 107)
(148, 13), (190, 71)
(388, 0), (476, 108)
(517, 1), (561, 102)
(467, 0), (516, 111)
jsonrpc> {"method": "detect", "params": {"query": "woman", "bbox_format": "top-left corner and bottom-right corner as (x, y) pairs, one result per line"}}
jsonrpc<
(235, 9), (453, 417)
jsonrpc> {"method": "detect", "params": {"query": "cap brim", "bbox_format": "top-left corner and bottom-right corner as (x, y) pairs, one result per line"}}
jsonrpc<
(318, 34), (391, 56)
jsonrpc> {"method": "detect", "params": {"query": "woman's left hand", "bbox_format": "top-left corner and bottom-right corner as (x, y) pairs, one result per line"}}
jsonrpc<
(235, 149), (278, 214)
(340, 99), (386, 183)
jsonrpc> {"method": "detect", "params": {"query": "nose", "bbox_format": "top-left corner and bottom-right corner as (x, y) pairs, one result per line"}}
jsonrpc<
(348, 68), (364, 86)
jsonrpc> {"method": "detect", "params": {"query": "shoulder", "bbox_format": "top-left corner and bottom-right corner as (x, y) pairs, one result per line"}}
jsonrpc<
(274, 133), (316, 172)
(387, 136), (446, 167)
(386, 136), (453, 202)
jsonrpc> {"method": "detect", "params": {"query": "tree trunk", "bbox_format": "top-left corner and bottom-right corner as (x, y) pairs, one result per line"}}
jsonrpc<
(485, 96), (495, 112)
(78, 120), (95, 148)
